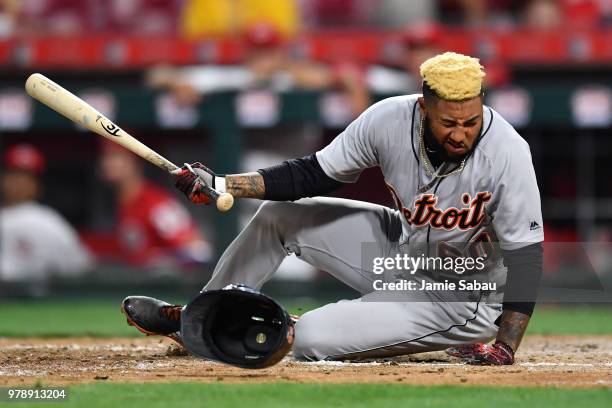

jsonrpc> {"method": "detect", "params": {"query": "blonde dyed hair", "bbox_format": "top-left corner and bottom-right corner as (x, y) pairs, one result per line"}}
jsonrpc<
(420, 52), (485, 101)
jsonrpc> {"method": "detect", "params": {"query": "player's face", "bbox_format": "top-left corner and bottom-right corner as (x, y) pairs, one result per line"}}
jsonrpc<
(420, 97), (483, 159)
(1, 170), (39, 205)
(99, 150), (141, 184)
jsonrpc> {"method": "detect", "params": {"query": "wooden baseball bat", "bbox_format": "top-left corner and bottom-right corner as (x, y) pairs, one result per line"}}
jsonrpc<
(24, 73), (234, 212)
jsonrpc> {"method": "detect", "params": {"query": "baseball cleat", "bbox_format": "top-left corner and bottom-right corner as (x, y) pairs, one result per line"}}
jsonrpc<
(121, 296), (184, 345)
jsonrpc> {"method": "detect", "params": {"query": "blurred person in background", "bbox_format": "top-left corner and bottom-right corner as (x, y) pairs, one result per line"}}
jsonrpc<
(0, 144), (92, 286)
(98, 142), (211, 269)
(367, 22), (443, 95)
(438, 0), (530, 28)
(0, 0), (18, 38)
(523, 0), (563, 30)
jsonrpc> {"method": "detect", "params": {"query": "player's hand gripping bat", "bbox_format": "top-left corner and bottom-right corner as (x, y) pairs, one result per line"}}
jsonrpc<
(25, 73), (234, 212)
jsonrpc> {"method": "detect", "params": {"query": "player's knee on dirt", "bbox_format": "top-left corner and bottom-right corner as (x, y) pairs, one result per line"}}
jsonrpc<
(292, 310), (334, 361)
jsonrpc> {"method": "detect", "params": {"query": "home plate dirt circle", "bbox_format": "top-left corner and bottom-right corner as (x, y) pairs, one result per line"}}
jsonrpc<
(1, 335), (611, 388)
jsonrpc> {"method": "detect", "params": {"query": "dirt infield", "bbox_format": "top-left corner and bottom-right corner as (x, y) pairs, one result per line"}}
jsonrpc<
(1, 336), (611, 388)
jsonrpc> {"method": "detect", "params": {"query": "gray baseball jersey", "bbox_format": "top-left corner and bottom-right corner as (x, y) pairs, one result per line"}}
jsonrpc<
(203, 94), (544, 360)
(316, 94), (544, 251)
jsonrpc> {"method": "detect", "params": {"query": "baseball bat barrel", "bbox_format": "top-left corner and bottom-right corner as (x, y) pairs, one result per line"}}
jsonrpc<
(25, 73), (177, 173)
(25, 73), (234, 212)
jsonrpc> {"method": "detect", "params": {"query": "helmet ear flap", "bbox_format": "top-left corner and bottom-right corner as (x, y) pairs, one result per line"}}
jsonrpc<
(181, 284), (294, 369)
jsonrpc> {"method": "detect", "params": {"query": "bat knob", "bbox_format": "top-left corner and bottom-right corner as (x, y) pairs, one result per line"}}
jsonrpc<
(216, 193), (234, 212)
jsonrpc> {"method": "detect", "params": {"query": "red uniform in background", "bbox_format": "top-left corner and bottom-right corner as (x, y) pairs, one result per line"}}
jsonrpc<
(116, 181), (204, 266)
(90, 140), (211, 269)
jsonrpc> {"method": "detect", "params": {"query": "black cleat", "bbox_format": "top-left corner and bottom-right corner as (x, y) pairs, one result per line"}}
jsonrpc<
(121, 296), (184, 345)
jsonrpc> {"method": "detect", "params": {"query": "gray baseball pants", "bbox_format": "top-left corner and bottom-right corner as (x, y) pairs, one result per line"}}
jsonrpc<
(203, 197), (501, 361)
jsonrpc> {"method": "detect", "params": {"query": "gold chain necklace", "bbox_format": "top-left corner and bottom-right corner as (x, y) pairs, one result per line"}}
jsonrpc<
(418, 116), (466, 178)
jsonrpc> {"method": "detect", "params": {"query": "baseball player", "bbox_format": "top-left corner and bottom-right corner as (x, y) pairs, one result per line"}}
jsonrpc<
(98, 142), (211, 267)
(1, 144), (92, 284)
(122, 52), (543, 365)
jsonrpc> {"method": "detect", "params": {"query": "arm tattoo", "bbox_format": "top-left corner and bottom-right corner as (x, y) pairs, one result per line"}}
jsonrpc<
(226, 172), (265, 199)
(496, 310), (531, 351)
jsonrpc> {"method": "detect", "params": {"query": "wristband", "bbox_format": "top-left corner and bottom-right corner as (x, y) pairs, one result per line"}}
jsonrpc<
(215, 176), (226, 193)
